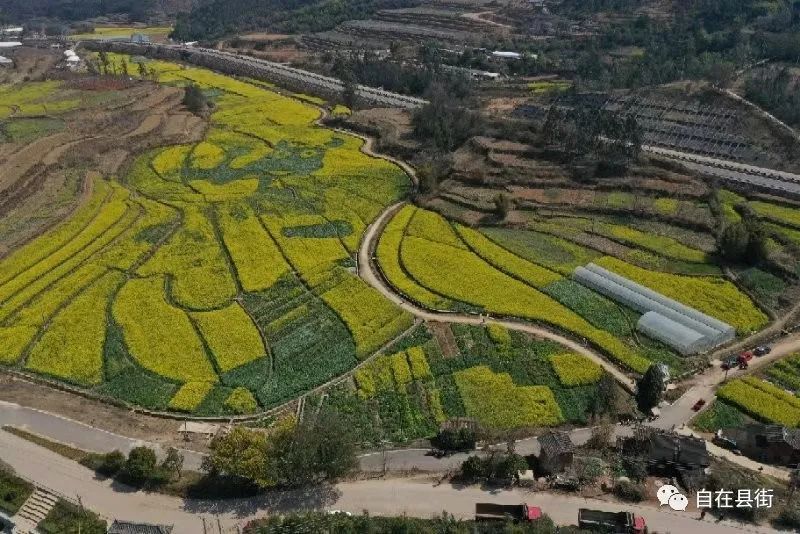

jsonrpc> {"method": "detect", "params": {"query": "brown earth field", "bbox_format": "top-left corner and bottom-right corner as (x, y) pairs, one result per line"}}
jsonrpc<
(0, 70), (206, 255)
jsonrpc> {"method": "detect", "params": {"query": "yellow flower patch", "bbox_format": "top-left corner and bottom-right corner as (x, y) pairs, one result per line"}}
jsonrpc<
(169, 382), (215, 412)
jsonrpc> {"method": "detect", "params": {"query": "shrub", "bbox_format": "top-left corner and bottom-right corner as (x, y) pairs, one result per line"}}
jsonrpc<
(121, 447), (158, 486)
(433, 428), (476, 452)
(225, 388), (259, 414)
(615, 480), (645, 502)
(96, 450), (126, 476)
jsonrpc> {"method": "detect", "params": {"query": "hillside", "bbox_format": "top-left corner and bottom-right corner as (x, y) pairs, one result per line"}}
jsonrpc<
(171, 0), (416, 41)
(0, 0), (197, 23)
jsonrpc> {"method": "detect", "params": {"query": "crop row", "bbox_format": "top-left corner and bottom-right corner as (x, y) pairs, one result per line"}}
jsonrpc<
(399, 233), (650, 372)
(376, 206), (452, 309)
(717, 376), (800, 426)
(318, 269), (414, 358)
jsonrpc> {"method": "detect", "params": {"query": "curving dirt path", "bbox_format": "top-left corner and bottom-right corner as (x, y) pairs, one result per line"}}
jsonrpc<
(356, 201), (637, 392)
(329, 114), (635, 391)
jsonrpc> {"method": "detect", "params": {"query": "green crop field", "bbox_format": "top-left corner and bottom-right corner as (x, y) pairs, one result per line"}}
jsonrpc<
(0, 56), (411, 415)
(322, 324), (611, 444)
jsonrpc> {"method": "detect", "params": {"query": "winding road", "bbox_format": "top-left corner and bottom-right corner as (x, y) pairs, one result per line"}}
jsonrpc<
(1, 92), (799, 533)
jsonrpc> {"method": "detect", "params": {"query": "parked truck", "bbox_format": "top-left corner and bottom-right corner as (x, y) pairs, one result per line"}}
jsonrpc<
(475, 503), (542, 522)
(578, 509), (647, 533)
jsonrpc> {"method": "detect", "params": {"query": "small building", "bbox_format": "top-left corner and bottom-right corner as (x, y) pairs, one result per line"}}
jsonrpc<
(619, 427), (709, 488)
(0, 55), (12, 67)
(537, 431), (574, 474)
(131, 33), (151, 44)
(722, 424), (800, 466)
(0, 41), (21, 49)
(109, 520), (173, 534)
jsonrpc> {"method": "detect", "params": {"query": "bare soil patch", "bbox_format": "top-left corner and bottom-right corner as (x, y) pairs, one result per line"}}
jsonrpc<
(428, 322), (459, 358)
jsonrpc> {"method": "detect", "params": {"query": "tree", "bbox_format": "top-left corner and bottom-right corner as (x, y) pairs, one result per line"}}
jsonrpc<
(458, 451), (527, 485)
(590, 373), (620, 420)
(183, 84), (208, 114)
(96, 450), (125, 476)
(718, 222), (750, 262)
(203, 426), (271, 487)
(203, 413), (357, 489)
(586, 424), (613, 450)
(412, 83), (480, 151)
(636, 364), (666, 411)
(417, 156), (451, 195)
(161, 447), (184, 481)
(433, 428), (476, 452)
(137, 61), (147, 79)
(98, 50), (109, 75)
(266, 411), (357, 487)
(494, 193), (512, 220)
(120, 58), (129, 77)
(122, 446), (158, 485)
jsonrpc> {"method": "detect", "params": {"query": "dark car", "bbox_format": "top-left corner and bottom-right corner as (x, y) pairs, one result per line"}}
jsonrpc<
(754, 346), (772, 356)
(712, 434), (741, 455)
(721, 357), (738, 370)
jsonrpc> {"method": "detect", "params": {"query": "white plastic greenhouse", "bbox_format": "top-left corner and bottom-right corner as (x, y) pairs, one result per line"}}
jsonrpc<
(573, 263), (735, 355)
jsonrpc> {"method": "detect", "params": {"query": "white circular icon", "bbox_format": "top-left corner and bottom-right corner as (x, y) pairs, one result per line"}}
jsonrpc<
(656, 484), (681, 506)
(668, 493), (689, 511)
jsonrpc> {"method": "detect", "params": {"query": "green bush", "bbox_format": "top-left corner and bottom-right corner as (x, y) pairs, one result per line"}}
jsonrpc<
(96, 450), (125, 476)
(614, 480), (645, 502)
(0, 467), (34, 515)
(38, 500), (106, 534)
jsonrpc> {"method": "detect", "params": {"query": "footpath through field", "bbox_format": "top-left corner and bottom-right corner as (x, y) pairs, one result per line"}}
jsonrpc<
(357, 201), (637, 391)
(0, 427), (782, 534)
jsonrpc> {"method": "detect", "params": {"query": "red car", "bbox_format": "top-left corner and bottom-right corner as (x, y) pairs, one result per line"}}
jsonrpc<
(740, 351), (754, 361)
(692, 399), (707, 411)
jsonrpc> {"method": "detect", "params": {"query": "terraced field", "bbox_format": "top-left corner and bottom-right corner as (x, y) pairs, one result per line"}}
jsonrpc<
(0, 56), (411, 415)
(377, 205), (767, 375)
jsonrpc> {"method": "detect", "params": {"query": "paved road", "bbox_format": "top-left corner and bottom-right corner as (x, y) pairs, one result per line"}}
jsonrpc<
(87, 41), (428, 110)
(0, 428), (781, 534)
(0, 401), (206, 471)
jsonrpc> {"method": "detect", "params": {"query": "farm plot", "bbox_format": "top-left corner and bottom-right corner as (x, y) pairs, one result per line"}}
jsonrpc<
(718, 375), (800, 427)
(382, 207), (650, 373)
(0, 56), (411, 415)
(323, 324), (612, 445)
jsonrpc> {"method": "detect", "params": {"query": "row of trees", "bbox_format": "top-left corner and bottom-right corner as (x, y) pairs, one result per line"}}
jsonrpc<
(93, 446), (184, 487)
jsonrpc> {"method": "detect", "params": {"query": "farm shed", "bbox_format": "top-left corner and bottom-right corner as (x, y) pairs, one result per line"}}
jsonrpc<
(537, 431), (574, 474)
(573, 263), (735, 354)
(722, 423), (800, 466)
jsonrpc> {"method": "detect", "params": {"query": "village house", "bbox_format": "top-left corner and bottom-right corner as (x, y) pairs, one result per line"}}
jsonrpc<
(537, 431), (574, 475)
(722, 424), (800, 466)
